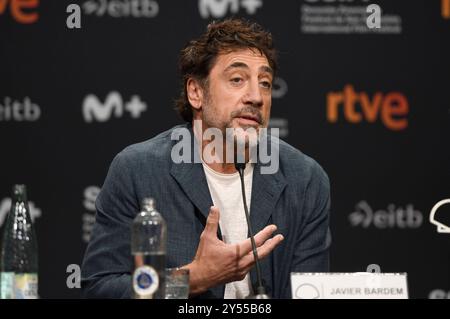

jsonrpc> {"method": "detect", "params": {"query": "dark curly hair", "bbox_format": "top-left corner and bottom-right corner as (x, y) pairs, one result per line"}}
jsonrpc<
(174, 18), (278, 122)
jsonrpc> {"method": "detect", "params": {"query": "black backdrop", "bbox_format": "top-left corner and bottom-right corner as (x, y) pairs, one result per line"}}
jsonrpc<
(1, 0), (449, 298)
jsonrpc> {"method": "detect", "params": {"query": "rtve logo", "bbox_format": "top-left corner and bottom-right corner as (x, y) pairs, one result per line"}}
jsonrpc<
(327, 85), (409, 131)
(82, 91), (147, 123)
(0, 0), (39, 24)
(443, 0), (450, 19)
(199, 0), (263, 19)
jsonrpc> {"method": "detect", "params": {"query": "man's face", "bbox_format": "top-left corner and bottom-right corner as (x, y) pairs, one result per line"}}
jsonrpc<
(198, 48), (273, 135)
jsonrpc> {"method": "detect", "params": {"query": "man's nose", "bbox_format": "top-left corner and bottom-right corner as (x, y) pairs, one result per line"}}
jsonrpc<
(243, 80), (263, 107)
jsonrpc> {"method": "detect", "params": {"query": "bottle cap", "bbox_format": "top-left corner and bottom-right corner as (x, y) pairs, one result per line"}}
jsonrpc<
(141, 197), (156, 212)
(12, 184), (27, 201)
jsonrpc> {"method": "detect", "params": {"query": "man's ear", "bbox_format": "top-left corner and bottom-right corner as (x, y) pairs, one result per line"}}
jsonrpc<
(187, 78), (204, 111)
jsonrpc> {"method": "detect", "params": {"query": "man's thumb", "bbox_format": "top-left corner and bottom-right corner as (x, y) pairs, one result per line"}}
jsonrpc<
(204, 206), (220, 236)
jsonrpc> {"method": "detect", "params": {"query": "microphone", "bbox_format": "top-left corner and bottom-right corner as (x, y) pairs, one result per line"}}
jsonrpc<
(234, 160), (270, 299)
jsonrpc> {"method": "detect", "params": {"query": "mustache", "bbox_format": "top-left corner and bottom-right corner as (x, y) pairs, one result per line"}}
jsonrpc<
(231, 106), (263, 124)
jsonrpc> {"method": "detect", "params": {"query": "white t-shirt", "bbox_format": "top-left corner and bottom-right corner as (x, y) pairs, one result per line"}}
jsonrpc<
(202, 162), (254, 299)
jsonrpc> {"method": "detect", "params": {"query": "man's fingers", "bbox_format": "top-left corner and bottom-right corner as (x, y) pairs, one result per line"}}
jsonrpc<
(203, 206), (220, 238)
(239, 224), (277, 256)
(241, 234), (284, 267)
(254, 225), (278, 247)
(256, 234), (284, 259)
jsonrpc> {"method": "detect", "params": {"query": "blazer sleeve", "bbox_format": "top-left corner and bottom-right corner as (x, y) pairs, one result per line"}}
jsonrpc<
(81, 151), (139, 298)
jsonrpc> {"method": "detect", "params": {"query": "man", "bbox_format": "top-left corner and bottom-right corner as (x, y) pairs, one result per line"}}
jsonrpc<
(81, 18), (331, 299)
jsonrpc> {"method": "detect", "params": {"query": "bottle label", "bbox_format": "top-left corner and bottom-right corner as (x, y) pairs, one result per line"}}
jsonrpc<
(0, 273), (38, 299)
(133, 265), (159, 298)
(15, 273), (38, 299)
(0, 272), (14, 299)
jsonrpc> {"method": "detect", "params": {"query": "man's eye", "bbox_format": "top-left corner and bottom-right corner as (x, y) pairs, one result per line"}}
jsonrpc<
(260, 81), (272, 89)
(230, 77), (243, 84)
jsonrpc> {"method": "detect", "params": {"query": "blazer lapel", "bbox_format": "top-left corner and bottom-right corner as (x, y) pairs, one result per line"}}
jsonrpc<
(249, 163), (287, 234)
(169, 124), (213, 222)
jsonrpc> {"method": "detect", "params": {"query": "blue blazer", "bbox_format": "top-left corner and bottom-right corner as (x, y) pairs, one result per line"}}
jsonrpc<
(81, 123), (331, 298)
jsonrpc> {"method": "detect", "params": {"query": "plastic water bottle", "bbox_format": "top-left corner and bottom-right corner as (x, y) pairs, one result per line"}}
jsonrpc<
(131, 198), (167, 299)
(0, 184), (38, 299)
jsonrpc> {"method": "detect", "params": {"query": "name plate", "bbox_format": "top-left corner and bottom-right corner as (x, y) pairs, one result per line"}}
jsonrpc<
(291, 272), (408, 299)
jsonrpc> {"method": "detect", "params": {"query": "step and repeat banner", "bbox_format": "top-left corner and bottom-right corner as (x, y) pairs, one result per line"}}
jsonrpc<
(1, 0), (449, 298)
